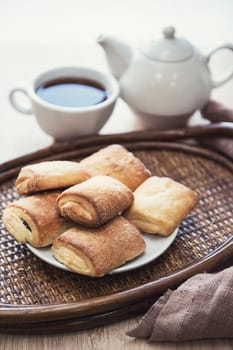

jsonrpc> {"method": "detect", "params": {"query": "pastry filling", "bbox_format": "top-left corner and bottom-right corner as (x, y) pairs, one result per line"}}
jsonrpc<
(21, 218), (32, 232)
(59, 196), (97, 226)
(53, 246), (92, 275)
(3, 208), (34, 244)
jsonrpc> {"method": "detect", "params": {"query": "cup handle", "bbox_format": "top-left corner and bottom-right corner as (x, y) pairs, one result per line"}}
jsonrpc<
(9, 85), (32, 114)
(206, 43), (233, 88)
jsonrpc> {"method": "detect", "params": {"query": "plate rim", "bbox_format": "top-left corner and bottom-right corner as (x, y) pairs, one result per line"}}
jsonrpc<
(26, 227), (179, 275)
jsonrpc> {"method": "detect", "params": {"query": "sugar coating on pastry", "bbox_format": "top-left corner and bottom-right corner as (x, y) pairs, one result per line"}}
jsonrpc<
(3, 192), (71, 247)
(125, 176), (198, 236)
(16, 160), (90, 195)
(80, 144), (151, 191)
(57, 175), (134, 227)
(52, 216), (146, 277)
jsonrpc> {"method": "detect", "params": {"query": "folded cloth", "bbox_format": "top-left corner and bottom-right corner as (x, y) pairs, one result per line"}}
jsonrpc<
(128, 266), (233, 342)
(200, 100), (233, 160)
(202, 100), (233, 123)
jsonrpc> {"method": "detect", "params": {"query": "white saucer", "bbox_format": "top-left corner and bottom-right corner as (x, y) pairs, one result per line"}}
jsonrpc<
(27, 227), (178, 275)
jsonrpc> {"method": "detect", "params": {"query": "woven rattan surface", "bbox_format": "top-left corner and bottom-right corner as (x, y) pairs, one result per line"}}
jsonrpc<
(0, 142), (232, 309)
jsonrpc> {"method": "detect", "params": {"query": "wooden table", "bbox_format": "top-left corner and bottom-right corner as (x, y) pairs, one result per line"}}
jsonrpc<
(0, 1), (233, 349)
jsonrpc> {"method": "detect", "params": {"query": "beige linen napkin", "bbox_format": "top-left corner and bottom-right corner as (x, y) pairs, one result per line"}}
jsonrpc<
(202, 100), (233, 123)
(128, 266), (233, 341)
(200, 100), (233, 159)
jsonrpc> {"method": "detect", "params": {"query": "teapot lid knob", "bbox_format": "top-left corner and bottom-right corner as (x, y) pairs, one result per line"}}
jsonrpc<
(163, 26), (175, 39)
(141, 25), (193, 62)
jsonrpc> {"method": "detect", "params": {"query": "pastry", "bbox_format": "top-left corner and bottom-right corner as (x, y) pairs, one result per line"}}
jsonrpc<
(3, 192), (71, 247)
(80, 144), (151, 191)
(16, 160), (90, 195)
(125, 176), (198, 235)
(52, 216), (146, 277)
(57, 175), (134, 227)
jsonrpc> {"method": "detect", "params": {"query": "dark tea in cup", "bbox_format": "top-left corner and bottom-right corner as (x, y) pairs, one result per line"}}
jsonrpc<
(36, 78), (108, 108)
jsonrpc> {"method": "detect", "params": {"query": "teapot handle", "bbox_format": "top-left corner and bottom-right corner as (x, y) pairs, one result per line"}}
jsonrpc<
(206, 43), (233, 88)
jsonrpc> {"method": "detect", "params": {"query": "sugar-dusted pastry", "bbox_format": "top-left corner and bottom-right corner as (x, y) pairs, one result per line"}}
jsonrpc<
(57, 175), (134, 227)
(80, 144), (151, 191)
(16, 160), (90, 195)
(125, 176), (198, 236)
(52, 216), (146, 277)
(3, 192), (71, 247)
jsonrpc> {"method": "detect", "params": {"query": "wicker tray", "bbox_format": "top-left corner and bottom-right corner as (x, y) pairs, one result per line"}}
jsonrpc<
(0, 125), (232, 334)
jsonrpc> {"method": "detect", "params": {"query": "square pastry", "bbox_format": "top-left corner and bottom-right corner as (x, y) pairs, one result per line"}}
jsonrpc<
(125, 176), (198, 236)
(80, 144), (151, 191)
(52, 216), (146, 277)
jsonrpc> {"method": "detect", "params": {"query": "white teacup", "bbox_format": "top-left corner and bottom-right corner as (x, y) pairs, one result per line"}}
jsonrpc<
(9, 66), (119, 140)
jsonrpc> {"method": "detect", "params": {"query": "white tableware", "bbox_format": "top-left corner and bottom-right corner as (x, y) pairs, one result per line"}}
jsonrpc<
(98, 26), (233, 128)
(26, 227), (178, 275)
(9, 66), (119, 140)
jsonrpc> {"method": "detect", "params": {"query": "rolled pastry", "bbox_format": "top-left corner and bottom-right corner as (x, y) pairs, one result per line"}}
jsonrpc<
(80, 144), (151, 191)
(52, 216), (146, 277)
(57, 175), (134, 227)
(16, 160), (90, 195)
(3, 192), (71, 247)
(125, 176), (198, 236)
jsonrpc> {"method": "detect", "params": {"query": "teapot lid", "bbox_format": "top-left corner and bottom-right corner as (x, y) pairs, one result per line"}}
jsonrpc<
(141, 26), (193, 62)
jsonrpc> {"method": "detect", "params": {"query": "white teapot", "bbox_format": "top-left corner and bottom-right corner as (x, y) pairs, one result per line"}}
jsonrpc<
(98, 26), (233, 128)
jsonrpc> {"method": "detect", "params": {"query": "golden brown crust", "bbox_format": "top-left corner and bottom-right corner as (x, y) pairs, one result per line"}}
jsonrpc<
(3, 192), (71, 247)
(52, 216), (146, 276)
(125, 176), (198, 236)
(80, 144), (151, 191)
(16, 160), (90, 195)
(57, 175), (134, 227)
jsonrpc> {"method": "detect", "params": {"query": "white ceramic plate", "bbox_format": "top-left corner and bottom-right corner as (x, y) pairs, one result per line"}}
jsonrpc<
(26, 227), (178, 275)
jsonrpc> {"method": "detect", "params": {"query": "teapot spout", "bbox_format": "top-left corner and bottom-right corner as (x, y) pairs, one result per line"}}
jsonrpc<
(97, 34), (132, 79)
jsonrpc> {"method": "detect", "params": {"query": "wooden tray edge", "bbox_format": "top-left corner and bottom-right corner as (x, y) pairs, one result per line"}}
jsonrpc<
(1, 123), (233, 174)
(0, 236), (232, 326)
(0, 132), (232, 331)
(1, 141), (233, 184)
